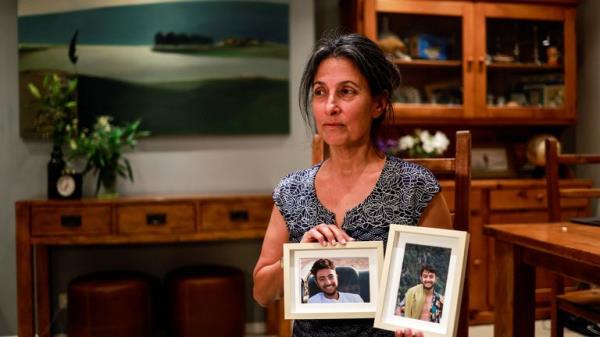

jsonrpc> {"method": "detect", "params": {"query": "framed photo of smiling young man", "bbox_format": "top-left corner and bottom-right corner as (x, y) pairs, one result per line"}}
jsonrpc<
(374, 225), (469, 337)
(282, 241), (383, 319)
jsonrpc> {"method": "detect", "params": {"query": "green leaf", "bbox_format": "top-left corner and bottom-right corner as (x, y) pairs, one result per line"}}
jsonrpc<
(28, 84), (41, 99)
(124, 158), (133, 182)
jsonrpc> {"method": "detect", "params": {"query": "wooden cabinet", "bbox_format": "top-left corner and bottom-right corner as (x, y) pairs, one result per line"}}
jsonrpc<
(441, 178), (591, 324)
(359, 0), (577, 125)
(16, 194), (273, 337)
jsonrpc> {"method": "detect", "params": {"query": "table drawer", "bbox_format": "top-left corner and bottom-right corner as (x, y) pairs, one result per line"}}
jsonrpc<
(442, 189), (481, 212)
(31, 206), (112, 236)
(201, 199), (272, 230)
(117, 203), (195, 234)
(490, 188), (588, 211)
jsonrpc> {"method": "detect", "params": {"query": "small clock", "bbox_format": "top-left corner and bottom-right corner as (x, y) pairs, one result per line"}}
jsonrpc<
(57, 174), (76, 197)
(50, 171), (82, 199)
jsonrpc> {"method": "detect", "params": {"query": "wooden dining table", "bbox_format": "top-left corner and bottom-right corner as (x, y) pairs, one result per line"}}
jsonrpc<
(483, 222), (600, 337)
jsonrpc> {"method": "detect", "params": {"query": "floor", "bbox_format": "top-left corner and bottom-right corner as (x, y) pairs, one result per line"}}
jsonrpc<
(247, 320), (587, 337)
(468, 320), (585, 337)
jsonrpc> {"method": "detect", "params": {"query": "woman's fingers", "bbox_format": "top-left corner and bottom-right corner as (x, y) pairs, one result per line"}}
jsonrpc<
(300, 224), (354, 246)
(395, 328), (423, 337)
(327, 224), (353, 244)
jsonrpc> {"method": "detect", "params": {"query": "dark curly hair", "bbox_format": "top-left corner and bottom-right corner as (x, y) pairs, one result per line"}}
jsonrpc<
(310, 258), (336, 276)
(420, 265), (437, 277)
(299, 31), (401, 148)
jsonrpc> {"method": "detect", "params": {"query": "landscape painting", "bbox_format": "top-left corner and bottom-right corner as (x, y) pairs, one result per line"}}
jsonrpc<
(18, 0), (290, 136)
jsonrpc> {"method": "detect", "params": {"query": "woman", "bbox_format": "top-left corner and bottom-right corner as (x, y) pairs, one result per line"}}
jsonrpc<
(253, 32), (452, 337)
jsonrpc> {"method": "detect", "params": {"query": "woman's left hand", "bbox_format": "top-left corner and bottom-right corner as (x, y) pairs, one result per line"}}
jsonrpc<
(395, 328), (424, 337)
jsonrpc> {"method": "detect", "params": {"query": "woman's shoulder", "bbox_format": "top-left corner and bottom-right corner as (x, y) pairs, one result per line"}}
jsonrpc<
(386, 156), (438, 181)
(273, 163), (321, 200)
(276, 164), (320, 188)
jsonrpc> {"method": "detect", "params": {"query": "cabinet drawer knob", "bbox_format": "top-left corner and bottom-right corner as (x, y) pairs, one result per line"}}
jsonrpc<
(478, 56), (485, 72)
(467, 57), (474, 71)
(536, 193), (545, 201)
(229, 210), (249, 222)
(473, 258), (482, 266)
(146, 213), (167, 226)
(61, 215), (82, 228)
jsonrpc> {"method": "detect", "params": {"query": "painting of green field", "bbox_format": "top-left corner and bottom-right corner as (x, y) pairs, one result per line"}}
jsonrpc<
(77, 76), (288, 135)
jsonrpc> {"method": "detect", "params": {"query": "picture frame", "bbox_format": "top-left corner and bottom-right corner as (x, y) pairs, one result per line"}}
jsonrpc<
(374, 225), (469, 337)
(18, 0), (290, 137)
(283, 241), (384, 320)
(543, 84), (565, 108)
(471, 147), (514, 178)
(523, 84), (545, 107)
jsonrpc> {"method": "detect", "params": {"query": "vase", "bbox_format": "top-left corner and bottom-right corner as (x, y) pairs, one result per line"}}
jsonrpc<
(47, 144), (65, 199)
(96, 169), (118, 199)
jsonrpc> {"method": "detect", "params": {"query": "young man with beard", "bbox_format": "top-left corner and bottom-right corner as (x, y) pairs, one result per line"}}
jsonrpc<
(307, 259), (364, 303)
(395, 265), (444, 323)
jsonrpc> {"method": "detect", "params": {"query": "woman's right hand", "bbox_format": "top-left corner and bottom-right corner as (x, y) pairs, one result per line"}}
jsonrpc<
(301, 223), (354, 246)
(395, 328), (424, 337)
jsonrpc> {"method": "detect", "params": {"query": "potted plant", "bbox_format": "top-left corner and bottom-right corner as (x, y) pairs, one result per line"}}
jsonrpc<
(67, 115), (150, 198)
(28, 73), (79, 199)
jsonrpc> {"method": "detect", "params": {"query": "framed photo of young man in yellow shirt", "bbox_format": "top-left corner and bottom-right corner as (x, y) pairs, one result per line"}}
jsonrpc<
(375, 225), (469, 337)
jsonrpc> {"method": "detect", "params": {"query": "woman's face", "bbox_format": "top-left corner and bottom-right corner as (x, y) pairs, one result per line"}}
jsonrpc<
(312, 57), (383, 148)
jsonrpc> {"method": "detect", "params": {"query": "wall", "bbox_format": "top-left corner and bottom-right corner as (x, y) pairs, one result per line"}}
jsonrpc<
(0, 0), (314, 334)
(577, 0), (600, 216)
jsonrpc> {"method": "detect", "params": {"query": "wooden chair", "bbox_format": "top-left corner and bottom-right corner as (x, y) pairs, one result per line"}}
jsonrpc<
(309, 130), (472, 336)
(545, 137), (600, 337)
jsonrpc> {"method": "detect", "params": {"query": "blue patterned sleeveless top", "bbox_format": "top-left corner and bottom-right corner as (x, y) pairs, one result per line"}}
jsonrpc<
(273, 156), (441, 337)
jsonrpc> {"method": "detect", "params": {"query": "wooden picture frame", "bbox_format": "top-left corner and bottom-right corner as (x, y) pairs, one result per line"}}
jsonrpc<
(283, 241), (384, 320)
(471, 146), (514, 178)
(374, 225), (469, 337)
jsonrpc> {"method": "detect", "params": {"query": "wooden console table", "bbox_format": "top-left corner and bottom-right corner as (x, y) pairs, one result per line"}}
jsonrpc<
(15, 194), (273, 337)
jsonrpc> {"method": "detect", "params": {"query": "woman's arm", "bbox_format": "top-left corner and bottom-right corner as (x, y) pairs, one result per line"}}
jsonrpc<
(252, 205), (289, 307)
(418, 193), (453, 229)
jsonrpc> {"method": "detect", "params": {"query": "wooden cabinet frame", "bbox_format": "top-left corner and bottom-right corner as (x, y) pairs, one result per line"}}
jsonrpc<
(359, 0), (577, 125)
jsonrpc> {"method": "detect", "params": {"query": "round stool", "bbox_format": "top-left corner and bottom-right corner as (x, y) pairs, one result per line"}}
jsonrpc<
(166, 265), (245, 337)
(68, 272), (154, 337)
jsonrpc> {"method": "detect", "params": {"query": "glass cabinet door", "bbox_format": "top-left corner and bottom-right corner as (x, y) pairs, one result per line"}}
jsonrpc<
(474, 3), (576, 123)
(363, 0), (474, 124)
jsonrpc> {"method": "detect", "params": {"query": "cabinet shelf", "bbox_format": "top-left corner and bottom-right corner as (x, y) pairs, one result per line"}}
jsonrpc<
(394, 59), (462, 68)
(488, 62), (563, 71)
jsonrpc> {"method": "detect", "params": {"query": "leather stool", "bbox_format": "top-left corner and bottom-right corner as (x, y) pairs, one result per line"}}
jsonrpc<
(166, 265), (245, 337)
(68, 272), (154, 337)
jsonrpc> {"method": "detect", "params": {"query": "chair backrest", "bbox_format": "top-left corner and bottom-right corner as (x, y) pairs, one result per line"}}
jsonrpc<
(545, 137), (600, 222)
(312, 130), (471, 337)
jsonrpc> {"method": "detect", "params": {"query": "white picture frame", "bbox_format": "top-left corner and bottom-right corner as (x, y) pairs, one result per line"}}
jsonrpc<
(283, 241), (384, 320)
(374, 225), (469, 337)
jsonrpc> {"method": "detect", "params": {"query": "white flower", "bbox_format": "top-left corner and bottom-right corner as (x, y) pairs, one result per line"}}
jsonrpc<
(97, 116), (112, 132)
(398, 135), (415, 150)
(397, 129), (449, 157)
(422, 138), (435, 153)
(418, 129), (432, 144)
(431, 131), (450, 154)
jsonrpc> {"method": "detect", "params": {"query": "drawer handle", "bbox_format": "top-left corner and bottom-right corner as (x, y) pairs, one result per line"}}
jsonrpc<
(146, 213), (167, 226)
(61, 215), (82, 228)
(229, 210), (249, 222)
